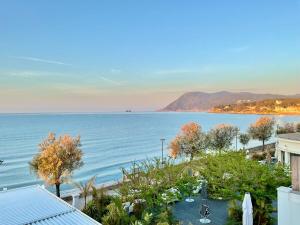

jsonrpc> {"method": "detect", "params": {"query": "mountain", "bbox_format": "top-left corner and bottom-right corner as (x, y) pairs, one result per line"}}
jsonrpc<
(159, 91), (300, 112)
(211, 98), (300, 114)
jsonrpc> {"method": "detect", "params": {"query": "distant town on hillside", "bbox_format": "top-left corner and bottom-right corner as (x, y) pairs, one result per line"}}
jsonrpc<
(211, 98), (300, 115)
(159, 91), (300, 114)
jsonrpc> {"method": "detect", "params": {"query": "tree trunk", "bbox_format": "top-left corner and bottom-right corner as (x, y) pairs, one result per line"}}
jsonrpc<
(262, 139), (265, 152)
(55, 183), (61, 197)
(84, 195), (87, 208)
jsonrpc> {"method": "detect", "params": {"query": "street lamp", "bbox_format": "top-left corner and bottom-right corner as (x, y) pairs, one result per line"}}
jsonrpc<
(160, 138), (165, 165)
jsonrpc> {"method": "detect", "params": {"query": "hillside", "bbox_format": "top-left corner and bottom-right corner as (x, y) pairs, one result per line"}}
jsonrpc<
(159, 91), (300, 112)
(211, 98), (300, 114)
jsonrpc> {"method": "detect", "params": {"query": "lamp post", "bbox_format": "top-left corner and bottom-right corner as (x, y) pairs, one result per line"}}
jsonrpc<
(160, 138), (165, 165)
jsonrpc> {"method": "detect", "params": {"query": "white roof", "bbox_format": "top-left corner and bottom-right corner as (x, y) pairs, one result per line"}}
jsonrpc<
(0, 185), (101, 225)
(278, 133), (300, 142)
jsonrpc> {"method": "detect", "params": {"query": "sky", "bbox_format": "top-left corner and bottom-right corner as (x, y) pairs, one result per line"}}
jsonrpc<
(0, 0), (300, 112)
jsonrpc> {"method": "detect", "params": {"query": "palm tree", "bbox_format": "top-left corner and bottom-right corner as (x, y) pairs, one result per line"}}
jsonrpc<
(73, 176), (96, 208)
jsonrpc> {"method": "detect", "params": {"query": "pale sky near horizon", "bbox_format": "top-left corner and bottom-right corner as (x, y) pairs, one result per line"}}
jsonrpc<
(0, 0), (300, 112)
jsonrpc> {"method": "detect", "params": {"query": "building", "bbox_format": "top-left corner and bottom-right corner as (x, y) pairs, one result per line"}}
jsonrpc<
(0, 185), (101, 225)
(276, 133), (300, 225)
(276, 133), (300, 169)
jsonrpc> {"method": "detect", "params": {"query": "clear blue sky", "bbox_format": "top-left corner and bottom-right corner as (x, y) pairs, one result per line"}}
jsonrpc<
(0, 0), (299, 112)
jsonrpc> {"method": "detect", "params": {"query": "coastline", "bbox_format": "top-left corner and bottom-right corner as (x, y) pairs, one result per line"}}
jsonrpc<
(159, 110), (300, 115)
(208, 111), (300, 116)
(1, 113), (299, 193)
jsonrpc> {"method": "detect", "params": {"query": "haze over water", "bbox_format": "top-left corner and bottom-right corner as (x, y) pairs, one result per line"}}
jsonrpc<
(0, 112), (299, 191)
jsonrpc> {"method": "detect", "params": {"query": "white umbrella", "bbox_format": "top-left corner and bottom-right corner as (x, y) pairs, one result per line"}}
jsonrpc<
(242, 193), (253, 225)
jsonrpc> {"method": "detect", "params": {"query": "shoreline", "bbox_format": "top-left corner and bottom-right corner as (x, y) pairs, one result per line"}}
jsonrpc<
(209, 111), (300, 116)
(157, 110), (300, 115)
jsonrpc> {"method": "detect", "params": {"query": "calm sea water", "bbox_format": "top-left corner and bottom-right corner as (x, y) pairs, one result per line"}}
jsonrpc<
(0, 112), (299, 191)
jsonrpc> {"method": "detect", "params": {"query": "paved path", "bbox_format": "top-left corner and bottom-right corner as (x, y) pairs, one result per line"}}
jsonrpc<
(172, 196), (228, 225)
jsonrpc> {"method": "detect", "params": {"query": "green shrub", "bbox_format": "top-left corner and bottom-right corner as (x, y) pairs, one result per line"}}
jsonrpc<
(251, 152), (266, 161)
(82, 200), (102, 222)
(82, 187), (113, 222)
(227, 200), (242, 225)
(192, 151), (290, 225)
(155, 208), (174, 225)
(133, 202), (146, 220)
(102, 198), (132, 225)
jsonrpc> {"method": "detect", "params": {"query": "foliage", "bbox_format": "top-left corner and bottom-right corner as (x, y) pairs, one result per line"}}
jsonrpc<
(131, 212), (153, 225)
(29, 133), (83, 197)
(102, 198), (132, 225)
(192, 151), (290, 225)
(169, 122), (207, 159)
(155, 208), (175, 225)
(251, 152), (266, 161)
(83, 187), (113, 222)
(118, 158), (195, 224)
(169, 136), (181, 159)
(248, 117), (275, 151)
(133, 201), (147, 220)
(175, 166), (198, 198)
(73, 175), (96, 208)
(226, 200), (242, 225)
(276, 122), (296, 134)
(239, 133), (250, 148)
(82, 149), (289, 225)
(208, 124), (239, 152)
(83, 200), (102, 222)
(297, 123), (300, 132)
(211, 98), (300, 114)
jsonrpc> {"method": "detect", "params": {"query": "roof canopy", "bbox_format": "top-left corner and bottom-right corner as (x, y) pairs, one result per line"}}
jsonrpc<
(0, 185), (101, 225)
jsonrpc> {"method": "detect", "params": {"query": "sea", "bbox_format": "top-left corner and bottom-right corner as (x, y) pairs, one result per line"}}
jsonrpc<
(0, 112), (299, 191)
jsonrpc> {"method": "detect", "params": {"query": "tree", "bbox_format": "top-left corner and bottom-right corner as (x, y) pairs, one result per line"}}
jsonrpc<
(248, 117), (275, 151)
(169, 122), (207, 159)
(73, 176), (96, 208)
(208, 124), (238, 152)
(195, 151), (290, 225)
(276, 122), (296, 134)
(169, 136), (181, 159)
(297, 123), (300, 132)
(30, 133), (83, 197)
(239, 133), (250, 149)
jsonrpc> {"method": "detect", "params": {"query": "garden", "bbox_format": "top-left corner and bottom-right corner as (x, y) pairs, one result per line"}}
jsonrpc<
(82, 150), (289, 225)
(30, 116), (293, 225)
